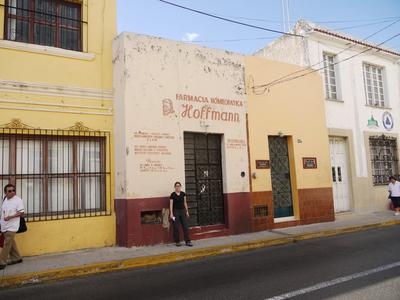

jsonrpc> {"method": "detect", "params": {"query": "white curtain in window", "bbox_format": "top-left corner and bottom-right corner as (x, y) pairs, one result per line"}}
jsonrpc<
(78, 141), (101, 210)
(47, 141), (73, 212)
(48, 177), (73, 212)
(8, 0), (17, 40)
(16, 178), (42, 214)
(16, 140), (42, 215)
(0, 139), (10, 175)
(48, 141), (73, 174)
(78, 141), (100, 173)
(78, 177), (101, 210)
(16, 140), (42, 174)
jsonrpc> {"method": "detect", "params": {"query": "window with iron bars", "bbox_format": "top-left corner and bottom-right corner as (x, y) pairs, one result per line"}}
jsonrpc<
(369, 136), (399, 185)
(4, 0), (82, 51)
(0, 129), (111, 221)
(363, 63), (386, 108)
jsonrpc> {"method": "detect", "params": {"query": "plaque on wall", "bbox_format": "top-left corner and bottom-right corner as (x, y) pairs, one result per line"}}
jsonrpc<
(303, 157), (317, 169)
(256, 160), (270, 169)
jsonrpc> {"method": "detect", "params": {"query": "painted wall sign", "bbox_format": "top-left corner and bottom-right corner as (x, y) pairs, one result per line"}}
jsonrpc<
(382, 111), (394, 131)
(256, 160), (270, 169)
(162, 94), (245, 123)
(367, 115), (379, 129)
(303, 157), (318, 169)
(227, 139), (247, 149)
(133, 131), (175, 173)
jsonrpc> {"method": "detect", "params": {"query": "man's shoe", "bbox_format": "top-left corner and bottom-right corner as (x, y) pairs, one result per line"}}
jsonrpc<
(175, 242), (182, 247)
(186, 242), (193, 247)
(0, 264), (6, 270)
(7, 259), (23, 265)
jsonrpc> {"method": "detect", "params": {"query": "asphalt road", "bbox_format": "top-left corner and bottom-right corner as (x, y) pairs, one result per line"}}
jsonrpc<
(1, 226), (400, 300)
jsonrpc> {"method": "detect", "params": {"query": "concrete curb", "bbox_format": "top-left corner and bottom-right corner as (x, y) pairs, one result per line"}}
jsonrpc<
(1, 219), (400, 289)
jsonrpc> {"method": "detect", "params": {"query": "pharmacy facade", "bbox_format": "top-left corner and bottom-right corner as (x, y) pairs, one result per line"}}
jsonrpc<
(113, 33), (334, 246)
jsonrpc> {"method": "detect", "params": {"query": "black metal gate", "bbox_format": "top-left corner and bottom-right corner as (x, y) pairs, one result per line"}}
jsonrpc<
(268, 136), (294, 218)
(184, 132), (224, 226)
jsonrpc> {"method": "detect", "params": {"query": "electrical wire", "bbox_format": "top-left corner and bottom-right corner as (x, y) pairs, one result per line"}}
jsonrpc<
(185, 36), (278, 43)
(158, 0), (302, 37)
(211, 15), (400, 25)
(252, 31), (400, 93)
(252, 18), (400, 92)
(185, 21), (400, 44)
(334, 19), (400, 30)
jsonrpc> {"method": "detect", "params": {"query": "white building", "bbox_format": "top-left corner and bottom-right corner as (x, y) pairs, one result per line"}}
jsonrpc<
(256, 20), (400, 213)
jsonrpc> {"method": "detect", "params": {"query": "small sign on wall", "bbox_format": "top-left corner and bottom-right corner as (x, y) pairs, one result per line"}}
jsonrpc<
(256, 160), (270, 169)
(303, 157), (317, 169)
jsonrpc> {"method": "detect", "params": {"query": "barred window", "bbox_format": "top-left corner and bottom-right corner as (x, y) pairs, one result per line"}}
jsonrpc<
(369, 136), (399, 185)
(323, 53), (338, 100)
(4, 0), (82, 51)
(363, 63), (385, 107)
(0, 130), (111, 221)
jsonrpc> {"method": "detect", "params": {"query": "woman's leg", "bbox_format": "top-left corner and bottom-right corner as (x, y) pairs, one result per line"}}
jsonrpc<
(172, 210), (181, 243)
(179, 212), (190, 243)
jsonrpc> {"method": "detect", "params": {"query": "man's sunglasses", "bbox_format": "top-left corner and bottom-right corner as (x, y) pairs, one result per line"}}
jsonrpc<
(6, 189), (15, 193)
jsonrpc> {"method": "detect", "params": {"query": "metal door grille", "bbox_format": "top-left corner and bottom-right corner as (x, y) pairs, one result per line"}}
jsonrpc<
(268, 136), (293, 218)
(184, 132), (224, 226)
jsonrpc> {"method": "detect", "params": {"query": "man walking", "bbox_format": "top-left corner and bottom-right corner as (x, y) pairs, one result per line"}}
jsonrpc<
(0, 184), (24, 269)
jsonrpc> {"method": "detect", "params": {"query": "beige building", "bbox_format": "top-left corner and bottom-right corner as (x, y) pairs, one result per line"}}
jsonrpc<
(113, 33), (251, 246)
(113, 32), (334, 245)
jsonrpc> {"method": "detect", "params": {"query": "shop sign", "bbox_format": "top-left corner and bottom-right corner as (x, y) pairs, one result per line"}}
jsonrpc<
(303, 157), (318, 169)
(383, 111), (394, 131)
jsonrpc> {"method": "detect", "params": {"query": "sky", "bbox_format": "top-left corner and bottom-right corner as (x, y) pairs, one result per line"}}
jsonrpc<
(117, 0), (400, 54)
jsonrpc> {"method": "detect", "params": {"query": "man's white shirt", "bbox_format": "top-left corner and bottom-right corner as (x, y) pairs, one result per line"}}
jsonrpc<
(1, 196), (24, 232)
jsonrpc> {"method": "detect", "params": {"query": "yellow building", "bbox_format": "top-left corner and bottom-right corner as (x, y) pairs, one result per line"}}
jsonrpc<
(245, 56), (334, 231)
(0, 0), (116, 256)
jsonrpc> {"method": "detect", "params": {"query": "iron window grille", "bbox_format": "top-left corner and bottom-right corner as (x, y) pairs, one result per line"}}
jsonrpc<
(3, 0), (83, 51)
(363, 63), (386, 107)
(0, 127), (112, 221)
(369, 135), (399, 185)
(253, 205), (268, 218)
(322, 52), (339, 100)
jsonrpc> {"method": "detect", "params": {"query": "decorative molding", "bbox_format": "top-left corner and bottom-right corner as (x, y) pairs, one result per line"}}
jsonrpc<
(0, 79), (113, 101)
(0, 105), (113, 116)
(0, 118), (36, 129)
(0, 40), (95, 60)
(65, 122), (93, 131)
(0, 98), (112, 111)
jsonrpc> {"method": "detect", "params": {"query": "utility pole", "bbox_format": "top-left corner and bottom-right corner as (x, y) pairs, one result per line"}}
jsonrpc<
(281, 0), (291, 32)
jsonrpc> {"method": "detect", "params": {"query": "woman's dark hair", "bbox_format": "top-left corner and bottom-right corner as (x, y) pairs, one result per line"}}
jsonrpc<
(389, 176), (396, 181)
(4, 183), (16, 194)
(174, 182), (182, 187)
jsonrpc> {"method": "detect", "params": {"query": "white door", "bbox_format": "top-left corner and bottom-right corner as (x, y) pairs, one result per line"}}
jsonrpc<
(329, 137), (351, 213)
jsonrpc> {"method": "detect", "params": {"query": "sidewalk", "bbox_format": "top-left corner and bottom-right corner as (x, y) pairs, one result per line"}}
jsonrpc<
(1, 211), (400, 288)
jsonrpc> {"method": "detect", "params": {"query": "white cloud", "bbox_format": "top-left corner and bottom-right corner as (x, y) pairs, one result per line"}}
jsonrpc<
(182, 32), (200, 42)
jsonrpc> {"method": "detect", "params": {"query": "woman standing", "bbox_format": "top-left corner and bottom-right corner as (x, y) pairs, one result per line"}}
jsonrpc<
(170, 182), (193, 247)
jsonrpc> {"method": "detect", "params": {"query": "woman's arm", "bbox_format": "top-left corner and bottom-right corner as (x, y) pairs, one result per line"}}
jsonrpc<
(169, 199), (174, 219)
(184, 196), (189, 217)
